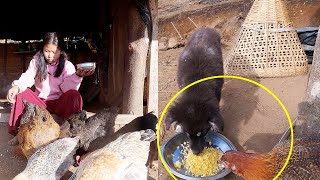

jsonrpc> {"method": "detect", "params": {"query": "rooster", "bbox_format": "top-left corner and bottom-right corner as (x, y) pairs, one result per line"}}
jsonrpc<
(220, 135), (320, 180)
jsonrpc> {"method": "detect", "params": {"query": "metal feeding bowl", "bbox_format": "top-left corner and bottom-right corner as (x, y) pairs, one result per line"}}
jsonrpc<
(160, 131), (236, 180)
(76, 62), (96, 71)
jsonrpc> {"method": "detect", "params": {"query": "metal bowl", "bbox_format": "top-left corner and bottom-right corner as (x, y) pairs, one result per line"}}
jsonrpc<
(76, 62), (96, 71)
(160, 131), (236, 180)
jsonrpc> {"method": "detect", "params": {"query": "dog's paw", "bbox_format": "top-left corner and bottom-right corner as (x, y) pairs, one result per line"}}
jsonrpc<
(210, 123), (222, 132)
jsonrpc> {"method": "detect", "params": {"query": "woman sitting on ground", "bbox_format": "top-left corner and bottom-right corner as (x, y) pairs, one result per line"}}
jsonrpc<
(6, 32), (94, 145)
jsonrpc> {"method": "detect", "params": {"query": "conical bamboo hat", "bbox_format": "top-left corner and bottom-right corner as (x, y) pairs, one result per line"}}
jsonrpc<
(225, 0), (308, 77)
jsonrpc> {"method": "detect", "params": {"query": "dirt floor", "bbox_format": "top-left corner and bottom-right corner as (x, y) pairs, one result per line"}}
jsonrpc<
(158, 0), (320, 179)
(0, 125), (26, 180)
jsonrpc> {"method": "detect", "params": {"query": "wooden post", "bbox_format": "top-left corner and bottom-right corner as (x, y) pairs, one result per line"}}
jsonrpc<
(100, 1), (128, 107)
(122, 2), (149, 115)
(147, 0), (159, 117)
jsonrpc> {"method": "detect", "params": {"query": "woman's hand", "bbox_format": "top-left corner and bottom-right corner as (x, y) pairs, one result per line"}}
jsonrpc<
(7, 85), (20, 103)
(76, 68), (95, 77)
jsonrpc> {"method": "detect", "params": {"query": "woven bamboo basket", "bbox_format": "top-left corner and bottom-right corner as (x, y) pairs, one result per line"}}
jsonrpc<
(225, 0), (308, 77)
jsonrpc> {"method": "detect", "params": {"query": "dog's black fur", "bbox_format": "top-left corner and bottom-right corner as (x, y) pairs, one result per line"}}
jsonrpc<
(166, 28), (224, 155)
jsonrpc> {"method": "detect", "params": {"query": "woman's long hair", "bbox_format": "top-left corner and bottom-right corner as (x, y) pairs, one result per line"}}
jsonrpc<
(36, 32), (68, 82)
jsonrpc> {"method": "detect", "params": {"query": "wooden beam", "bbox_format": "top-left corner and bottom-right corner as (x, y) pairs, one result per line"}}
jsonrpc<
(114, 114), (140, 125)
(86, 112), (139, 126)
(122, 2), (149, 116)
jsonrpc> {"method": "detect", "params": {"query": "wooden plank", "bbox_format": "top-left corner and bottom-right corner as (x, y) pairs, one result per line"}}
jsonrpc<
(0, 99), (9, 103)
(0, 111), (139, 126)
(86, 112), (139, 126)
(114, 114), (140, 125)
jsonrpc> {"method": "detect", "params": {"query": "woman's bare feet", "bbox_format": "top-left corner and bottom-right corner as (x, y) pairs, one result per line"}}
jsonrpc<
(7, 136), (18, 146)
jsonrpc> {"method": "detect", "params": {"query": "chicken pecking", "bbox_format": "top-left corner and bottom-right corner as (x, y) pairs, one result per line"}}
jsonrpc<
(69, 129), (156, 180)
(220, 135), (320, 180)
(67, 107), (119, 151)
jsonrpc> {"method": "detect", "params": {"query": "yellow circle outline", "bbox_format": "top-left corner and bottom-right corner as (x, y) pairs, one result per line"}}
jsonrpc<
(157, 75), (294, 180)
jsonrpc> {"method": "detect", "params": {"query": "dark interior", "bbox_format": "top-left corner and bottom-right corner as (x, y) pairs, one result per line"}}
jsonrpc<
(0, 0), (110, 110)
(0, 0), (105, 40)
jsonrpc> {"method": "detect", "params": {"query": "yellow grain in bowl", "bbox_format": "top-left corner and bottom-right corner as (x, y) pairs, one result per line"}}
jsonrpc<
(174, 143), (222, 177)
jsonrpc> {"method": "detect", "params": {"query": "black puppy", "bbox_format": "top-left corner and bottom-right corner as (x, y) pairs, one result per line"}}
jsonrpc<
(166, 28), (224, 155)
